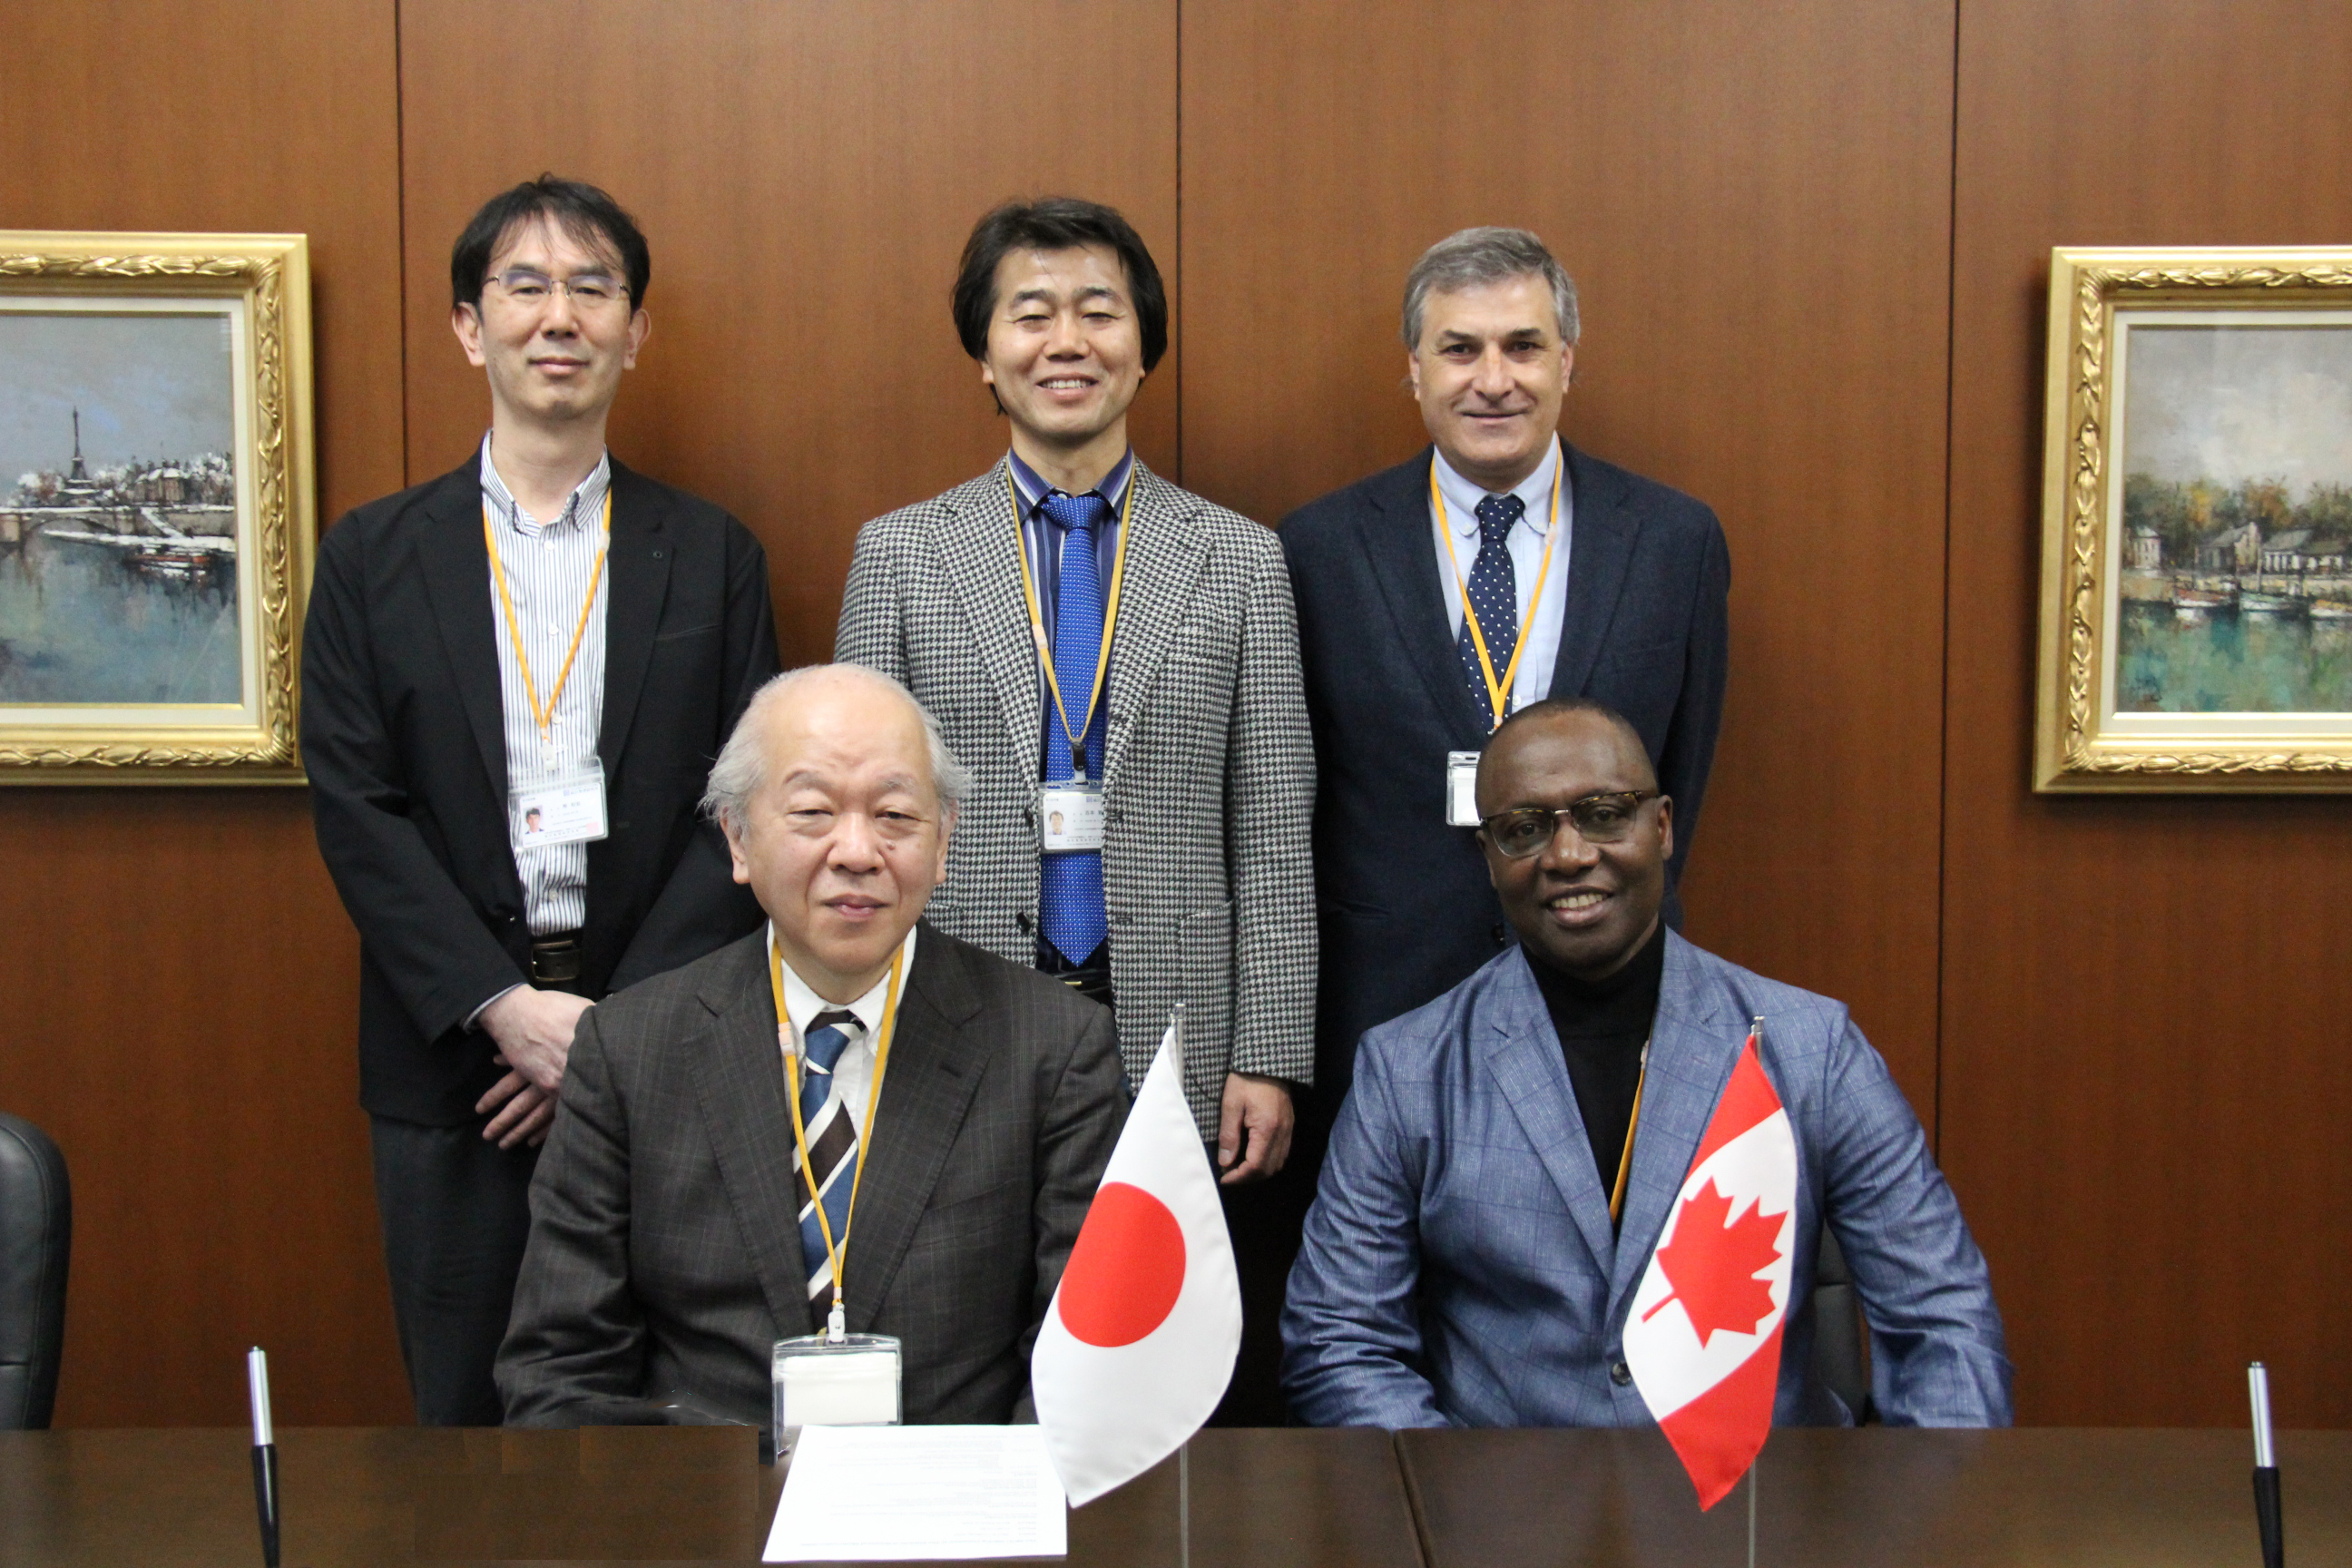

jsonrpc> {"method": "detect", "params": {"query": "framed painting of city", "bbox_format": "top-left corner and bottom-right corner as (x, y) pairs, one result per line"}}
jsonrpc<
(0, 232), (314, 782)
(2035, 246), (2352, 791)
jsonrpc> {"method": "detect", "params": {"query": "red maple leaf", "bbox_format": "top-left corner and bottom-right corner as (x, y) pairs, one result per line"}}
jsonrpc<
(1640, 1179), (1786, 1348)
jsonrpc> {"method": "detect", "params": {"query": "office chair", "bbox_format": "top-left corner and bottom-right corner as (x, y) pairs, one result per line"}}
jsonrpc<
(1808, 1224), (1874, 1425)
(0, 1111), (71, 1429)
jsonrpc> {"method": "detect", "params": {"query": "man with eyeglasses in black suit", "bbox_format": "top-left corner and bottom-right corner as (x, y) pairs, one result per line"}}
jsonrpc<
(301, 175), (779, 1425)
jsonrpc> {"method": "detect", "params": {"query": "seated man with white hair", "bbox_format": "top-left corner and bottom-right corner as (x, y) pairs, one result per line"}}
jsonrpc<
(497, 664), (1127, 1427)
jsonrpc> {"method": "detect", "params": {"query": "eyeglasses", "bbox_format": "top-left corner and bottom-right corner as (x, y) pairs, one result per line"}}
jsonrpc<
(486, 268), (629, 310)
(1478, 790), (1658, 858)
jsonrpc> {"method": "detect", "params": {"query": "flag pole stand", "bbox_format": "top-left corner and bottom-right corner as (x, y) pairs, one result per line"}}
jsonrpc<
(1179, 1438), (1191, 1568)
(1745, 1458), (1758, 1568)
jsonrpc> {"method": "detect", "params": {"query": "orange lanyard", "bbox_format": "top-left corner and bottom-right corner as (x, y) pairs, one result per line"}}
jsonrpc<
(774, 933), (905, 1333)
(1609, 1039), (1651, 1227)
(1007, 468), (1135, 775)
(1435, 459), (1562, 729)
(482, 489), (612, 751)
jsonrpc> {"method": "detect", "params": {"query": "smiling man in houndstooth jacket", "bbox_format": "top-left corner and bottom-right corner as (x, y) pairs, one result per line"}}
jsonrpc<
(835, 197), (1315, 1420)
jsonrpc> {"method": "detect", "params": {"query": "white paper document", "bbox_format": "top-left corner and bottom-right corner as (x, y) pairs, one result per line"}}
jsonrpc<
(765, 1424), (1068, 1562)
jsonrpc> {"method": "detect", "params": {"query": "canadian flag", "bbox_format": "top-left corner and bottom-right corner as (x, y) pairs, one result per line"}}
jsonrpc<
(1033, 1014), (1241, 1506)
(1622, 1024), (1797, 1510)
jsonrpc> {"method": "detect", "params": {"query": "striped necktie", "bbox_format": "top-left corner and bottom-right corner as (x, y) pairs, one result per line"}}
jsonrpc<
(1458, 492), (1525, 726)
(1038, 491), (1111, 965)
(793, 1008), (865, 1311)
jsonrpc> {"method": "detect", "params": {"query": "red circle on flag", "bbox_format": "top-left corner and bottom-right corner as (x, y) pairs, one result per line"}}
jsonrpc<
(1056, 1181), (1187, 1348)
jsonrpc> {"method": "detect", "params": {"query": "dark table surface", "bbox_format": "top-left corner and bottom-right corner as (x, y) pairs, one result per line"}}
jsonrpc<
(1396, 1426), (2352, 1567)
(2, 1425), (2343, 1565)
(0, 1424), (1422, 1567)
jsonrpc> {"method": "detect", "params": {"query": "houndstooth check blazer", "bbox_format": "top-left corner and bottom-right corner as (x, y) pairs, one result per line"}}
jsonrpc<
(837, 458), (1316, 1136)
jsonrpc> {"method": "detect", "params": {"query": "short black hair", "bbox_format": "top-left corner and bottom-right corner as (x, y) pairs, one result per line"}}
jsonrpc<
(950, 197), (1168, 371)
(1482, 698), (1659, 791)
(450, 175), (650, 312)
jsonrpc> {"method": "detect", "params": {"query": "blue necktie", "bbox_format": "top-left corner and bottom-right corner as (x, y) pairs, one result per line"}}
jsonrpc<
(1458, 493), (1526, 726)
(1038, 492), (1111, 966)
(793, 1009), (864, 1308)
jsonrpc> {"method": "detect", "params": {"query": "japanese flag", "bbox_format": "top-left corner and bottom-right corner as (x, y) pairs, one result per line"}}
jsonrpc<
(1033, 1014), (1240, 1505)
(1622, 1024), (1797, 1510)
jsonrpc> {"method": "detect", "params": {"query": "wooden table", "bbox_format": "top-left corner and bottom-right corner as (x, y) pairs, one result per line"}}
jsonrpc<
(3, 1425), (2344, 1564)
(1396, 1426), (2352, 1567)
(0, 1425), (1423, 1566)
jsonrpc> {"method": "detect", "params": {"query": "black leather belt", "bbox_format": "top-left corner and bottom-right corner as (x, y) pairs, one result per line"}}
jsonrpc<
(1035, 939), (1114, 1011)
(530, 931), (584, 985)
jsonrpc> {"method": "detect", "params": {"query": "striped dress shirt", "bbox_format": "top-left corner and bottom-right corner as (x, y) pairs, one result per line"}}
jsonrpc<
(479, 432), (612, 937)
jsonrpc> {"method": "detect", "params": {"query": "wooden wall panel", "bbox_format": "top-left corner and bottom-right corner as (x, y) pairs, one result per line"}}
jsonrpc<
(397, 0), (1181, 669)
(1942, 0), (2352, 1426)
(0, 0), (409, 1424)
(1178, 0), (1959, 1113)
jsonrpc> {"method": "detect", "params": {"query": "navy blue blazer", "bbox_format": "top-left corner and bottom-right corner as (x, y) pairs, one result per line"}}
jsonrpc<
(1280, 932), (2012, 1430)
(1280, 445), (1730, 1104)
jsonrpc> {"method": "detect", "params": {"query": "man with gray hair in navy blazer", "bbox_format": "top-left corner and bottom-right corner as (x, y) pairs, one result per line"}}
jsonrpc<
(1282, 701), (2010, 1430)
(1282, 227), (1730, 1128)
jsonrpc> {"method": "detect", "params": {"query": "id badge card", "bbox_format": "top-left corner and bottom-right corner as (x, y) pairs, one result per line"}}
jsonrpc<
(1446, 750), (1483, 828)
(511, 758), (609, 848)
(1039, 780), (1106, 851)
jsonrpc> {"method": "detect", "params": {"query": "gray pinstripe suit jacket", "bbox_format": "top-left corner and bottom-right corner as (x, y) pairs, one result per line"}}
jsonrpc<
(836, 459), (1316, 1137)
(495, 923), (1125, 1428)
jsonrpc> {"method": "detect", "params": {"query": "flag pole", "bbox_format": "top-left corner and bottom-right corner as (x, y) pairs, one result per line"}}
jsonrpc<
(1172, 999), (1190, 1568)
(1746, 1457), (1758, 1568)
(1180, 1438), (1191, 1568)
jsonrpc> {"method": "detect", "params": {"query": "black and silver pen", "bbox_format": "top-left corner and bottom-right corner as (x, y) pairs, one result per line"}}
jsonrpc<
(247, 1347), (280, 1568)
(2249, 1360), (2283, 1568)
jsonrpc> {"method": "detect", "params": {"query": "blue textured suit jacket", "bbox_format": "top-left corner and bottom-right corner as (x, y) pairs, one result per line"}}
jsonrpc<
(1281, 931), (2012, 1429)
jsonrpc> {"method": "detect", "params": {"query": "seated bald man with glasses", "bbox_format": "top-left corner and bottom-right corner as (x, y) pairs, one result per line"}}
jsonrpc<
(1281, 699), (2011, 1432)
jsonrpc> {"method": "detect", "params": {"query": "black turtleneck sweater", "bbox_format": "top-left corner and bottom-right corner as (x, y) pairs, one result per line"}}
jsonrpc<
(1526, 921), (1667, 1209)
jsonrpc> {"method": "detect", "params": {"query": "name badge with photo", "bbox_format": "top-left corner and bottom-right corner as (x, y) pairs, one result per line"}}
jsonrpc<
(1039, 781), (1105, 851)
(1446, 750), (1483, 828)
(511, 760), (610, 848)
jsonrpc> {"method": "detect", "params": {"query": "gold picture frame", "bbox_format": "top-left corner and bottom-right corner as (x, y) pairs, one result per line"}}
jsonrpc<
(2035, 246), (2352, 791)
(0, 231), (314, 783)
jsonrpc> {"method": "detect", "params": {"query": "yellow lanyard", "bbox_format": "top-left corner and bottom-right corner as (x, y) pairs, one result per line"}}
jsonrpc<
(482, 490), (612, 750)
(1434, 460), (1562, 730)
(1608, 1038), (1651, 1228)
(774, 935), (905, 1328)
(1007, 467), (1135, 776)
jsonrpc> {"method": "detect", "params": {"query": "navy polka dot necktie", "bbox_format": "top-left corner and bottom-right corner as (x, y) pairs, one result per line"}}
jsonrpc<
(1458, 493), (1525, 726)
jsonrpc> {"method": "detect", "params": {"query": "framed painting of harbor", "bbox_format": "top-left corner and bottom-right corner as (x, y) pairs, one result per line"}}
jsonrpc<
(0, 232), (313, 782)
(2035, 247), (2352, 791)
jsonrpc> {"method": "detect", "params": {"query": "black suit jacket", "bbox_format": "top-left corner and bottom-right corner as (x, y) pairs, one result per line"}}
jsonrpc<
(300, 455), (780, 1124)
(495, 924), (1127, 1428)
(1280, 444), (1729, 1101)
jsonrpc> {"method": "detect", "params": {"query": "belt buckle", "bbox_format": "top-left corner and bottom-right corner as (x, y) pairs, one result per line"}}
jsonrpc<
(530, 936), (583, 985)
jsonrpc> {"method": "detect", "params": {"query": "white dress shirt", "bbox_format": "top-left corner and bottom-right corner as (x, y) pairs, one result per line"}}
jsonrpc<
(480, 431), (611, 936)
(1428, 436), (1573, 716)
(773, 924), (921, 1149)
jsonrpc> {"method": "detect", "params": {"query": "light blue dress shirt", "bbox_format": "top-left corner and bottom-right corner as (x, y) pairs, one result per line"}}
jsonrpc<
(1428, 436), (1573, 715)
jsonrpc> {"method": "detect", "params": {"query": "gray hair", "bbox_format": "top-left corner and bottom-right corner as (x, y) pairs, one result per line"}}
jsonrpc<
(701, 663), (971, 832)
(1401, 226), (1580, 350)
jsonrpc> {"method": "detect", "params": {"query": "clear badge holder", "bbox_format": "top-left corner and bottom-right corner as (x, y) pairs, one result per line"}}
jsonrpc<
(772, 1332), (902, 1446)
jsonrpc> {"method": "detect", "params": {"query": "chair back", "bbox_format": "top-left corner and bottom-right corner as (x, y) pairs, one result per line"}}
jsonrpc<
(1808, 1224), (1872, 1424)
(0, 1111), (71, 1429)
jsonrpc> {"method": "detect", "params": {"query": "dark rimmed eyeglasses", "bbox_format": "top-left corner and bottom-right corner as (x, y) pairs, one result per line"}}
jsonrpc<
(1477, 790), (1658, 858)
